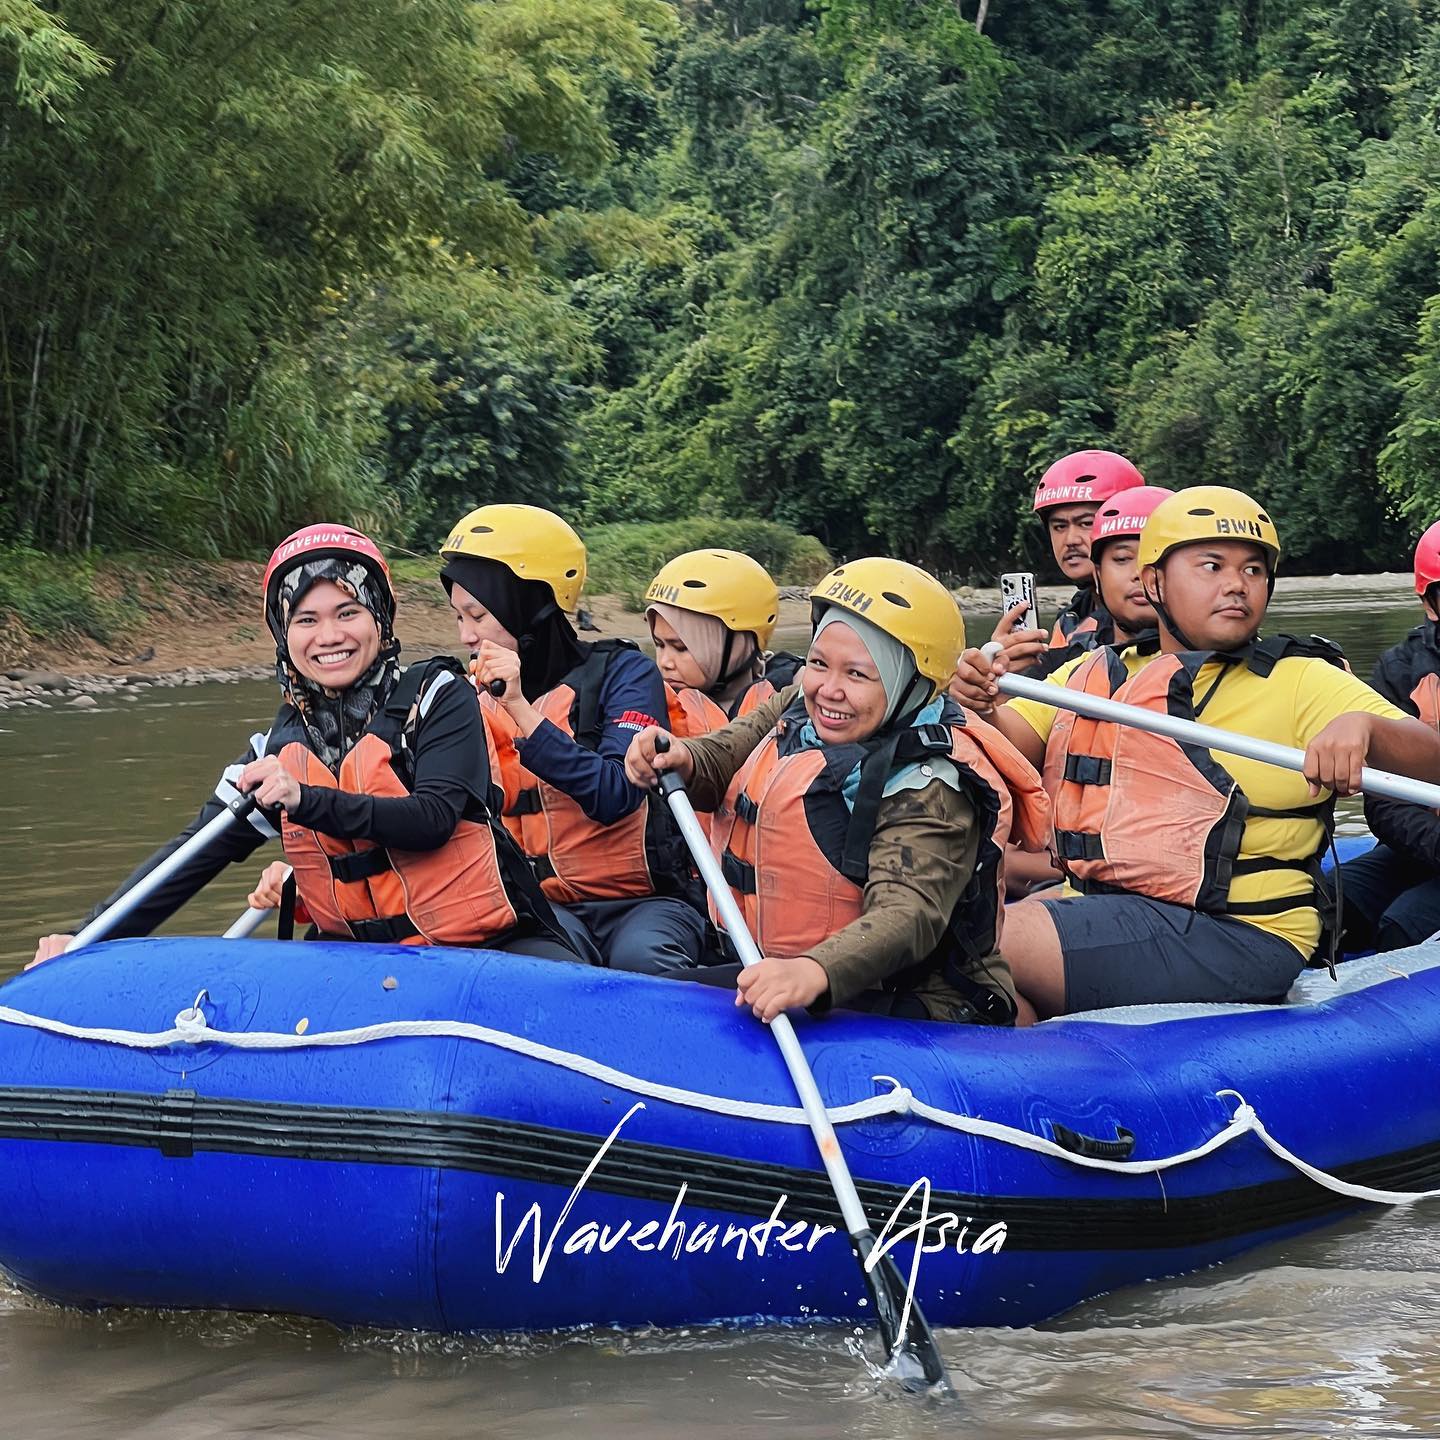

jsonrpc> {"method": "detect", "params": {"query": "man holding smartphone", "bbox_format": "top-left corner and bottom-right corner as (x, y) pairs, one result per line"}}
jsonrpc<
(987, 448), (1147, 684)
(1032, 448), (1146, 649)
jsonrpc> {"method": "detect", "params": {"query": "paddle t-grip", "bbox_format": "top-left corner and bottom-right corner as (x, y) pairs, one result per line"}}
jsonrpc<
(652, 732), (684, 798)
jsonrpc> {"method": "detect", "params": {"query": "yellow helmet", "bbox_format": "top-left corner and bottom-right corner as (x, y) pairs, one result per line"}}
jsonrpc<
(644, 550), (780, 649)
(1139, 486), (1281, 574)
(439, 504), (587, 613)
(810, 558), (964, 690)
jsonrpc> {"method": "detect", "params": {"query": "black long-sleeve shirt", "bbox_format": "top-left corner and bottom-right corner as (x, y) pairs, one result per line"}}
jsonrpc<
(74, 665), (489, 937)
(1364, 621), (1440, 868)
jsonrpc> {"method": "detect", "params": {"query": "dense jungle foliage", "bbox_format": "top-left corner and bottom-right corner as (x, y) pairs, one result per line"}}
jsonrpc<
(4, 0), (1440, 577)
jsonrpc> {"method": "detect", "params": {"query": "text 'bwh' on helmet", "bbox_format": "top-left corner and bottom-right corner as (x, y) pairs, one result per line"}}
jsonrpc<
(809, 557), (964, 691)
(1138, 486), (1282, 581)
(644, 550), (780, 649)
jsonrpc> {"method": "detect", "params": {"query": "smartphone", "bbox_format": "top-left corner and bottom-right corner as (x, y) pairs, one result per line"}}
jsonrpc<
(1000, 572), (1039, 630)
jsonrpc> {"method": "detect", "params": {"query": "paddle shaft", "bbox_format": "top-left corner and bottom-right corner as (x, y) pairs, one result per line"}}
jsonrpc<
(67, 794), (259, 952)
(656, 771), (871, 1236)
(652, 737), (949, 1390)
(996, 671), (1440, 808)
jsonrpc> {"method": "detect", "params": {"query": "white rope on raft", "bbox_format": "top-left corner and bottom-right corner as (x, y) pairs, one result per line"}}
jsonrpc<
(0, 999), (1433, 1208)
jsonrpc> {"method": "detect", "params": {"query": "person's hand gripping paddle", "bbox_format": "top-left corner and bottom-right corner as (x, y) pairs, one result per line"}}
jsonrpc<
(650, 733), (951, 1392)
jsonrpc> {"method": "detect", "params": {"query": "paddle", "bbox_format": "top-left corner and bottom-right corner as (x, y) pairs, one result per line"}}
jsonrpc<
(991, 667), (1440, 807)
(651, 734), (951, 1392)
(66, 794), (261, 953)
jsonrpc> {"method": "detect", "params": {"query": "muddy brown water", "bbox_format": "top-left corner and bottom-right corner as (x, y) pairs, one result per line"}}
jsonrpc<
(0, 579), (1432, 1438)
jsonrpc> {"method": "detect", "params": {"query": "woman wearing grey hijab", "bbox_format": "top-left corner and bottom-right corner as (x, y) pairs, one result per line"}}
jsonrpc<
(626, 558), (1050, 1027)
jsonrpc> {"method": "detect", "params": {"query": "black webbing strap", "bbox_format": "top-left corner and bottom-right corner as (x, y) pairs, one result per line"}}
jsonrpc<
(277, 872), (297, 942)
(1063, 754), (1112, 786)
(734, 791), (760, 825)
(346, 915), (420, 943)
(841, 731), (903, 885)
(328, 849), (394, 883)
(1054, 830), (1105, 862)
(721, 851), (757, 894)
(530, 853), (556, 884)
(507, 788), (543, 816)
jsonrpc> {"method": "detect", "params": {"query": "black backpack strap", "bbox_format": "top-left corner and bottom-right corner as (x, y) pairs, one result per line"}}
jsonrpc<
(838, 724), (953, 885)
(566, 639), (638, 752)
(1247, 633), (1349, 678)
(761, 651), (805, 690)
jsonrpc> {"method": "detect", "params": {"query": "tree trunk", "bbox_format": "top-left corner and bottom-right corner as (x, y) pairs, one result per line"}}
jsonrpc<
(975, 0), (991, 34)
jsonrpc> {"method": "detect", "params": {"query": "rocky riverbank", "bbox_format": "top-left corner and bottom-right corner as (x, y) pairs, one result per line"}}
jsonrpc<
(0, 662), (273, 711)
(0, 569), (1402, 711)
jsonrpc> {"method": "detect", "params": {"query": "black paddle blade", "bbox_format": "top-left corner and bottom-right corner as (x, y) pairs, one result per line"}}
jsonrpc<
(851, 1230), (952, 1394)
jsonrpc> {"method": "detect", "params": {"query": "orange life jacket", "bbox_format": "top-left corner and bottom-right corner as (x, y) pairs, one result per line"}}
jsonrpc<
(1043, 636), (1345, 914)
(1049, 611), (1098, 649)
(664, 678), (778, 739)
(1413, 673), (1440, 730)
(276, 661), (526, 946)
(481, 640), (685, 905)
(709, 697), (1050, 1021)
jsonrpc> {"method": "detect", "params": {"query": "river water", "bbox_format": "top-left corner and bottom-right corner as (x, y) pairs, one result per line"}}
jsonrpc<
(0, 578), (1429, 1439)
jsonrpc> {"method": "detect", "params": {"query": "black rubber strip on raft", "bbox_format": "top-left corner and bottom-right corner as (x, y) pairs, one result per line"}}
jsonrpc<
(0, 1083), (1420, 1251)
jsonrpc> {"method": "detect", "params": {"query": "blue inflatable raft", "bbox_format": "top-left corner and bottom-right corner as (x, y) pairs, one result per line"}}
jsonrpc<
(0, 837), (1432, 1337)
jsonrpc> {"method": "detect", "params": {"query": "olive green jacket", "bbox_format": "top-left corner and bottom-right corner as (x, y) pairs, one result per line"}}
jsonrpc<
(681, 687), (1014, 1023)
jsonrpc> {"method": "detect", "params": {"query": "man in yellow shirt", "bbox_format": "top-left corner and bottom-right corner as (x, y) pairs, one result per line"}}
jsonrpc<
(952, 486), (1440, 1023)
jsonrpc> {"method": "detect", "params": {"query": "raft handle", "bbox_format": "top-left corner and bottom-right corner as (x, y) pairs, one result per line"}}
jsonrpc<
(158, 1088), (197, 1159)
(1051, 1122), (1136, 1162)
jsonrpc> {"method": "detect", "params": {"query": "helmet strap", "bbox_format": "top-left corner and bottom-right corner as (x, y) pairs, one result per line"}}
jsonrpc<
(1143, 568), (1201, 653)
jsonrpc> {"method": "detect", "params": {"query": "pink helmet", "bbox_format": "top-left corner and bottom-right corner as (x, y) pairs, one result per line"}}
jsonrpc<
(1416, 520), (1440, 597)
(1033, 449), (1146, 513)
(262, 523), (394, 642)
(1091, 486), (1176, 557)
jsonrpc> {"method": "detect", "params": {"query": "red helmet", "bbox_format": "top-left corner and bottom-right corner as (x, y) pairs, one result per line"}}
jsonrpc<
(262, 523), (394, 642)
(1416, 520), (1440, 597)
(1091, 486), (1176, 557)
(1033, 449), (1146, 513)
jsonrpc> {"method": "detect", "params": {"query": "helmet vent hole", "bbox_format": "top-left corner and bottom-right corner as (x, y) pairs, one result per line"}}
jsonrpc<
(1188, 507), (1215, 517)
(564, 568), (578, 579)
(682, 579), (706, 589)
(1259, 511), (1271, 523)
(470, 525), (494, 535)
(882, 590), (911, 608)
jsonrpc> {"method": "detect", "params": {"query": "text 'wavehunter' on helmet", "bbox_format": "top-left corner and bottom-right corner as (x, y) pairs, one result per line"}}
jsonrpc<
(810, 558), (964, 690)
(645, 550), (780, 650)
(262, 524), (394, 643)
(1033, 450), (1146, 513)
(1091, 486), (1176, 558)
(439, 504), (587, 613)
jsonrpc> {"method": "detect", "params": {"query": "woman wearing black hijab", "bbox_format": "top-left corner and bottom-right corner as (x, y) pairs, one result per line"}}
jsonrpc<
(440, 504), (708, 974)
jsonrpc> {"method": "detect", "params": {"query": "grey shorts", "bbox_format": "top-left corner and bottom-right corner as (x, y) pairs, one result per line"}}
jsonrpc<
(1036, 893), (1307, 1011)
